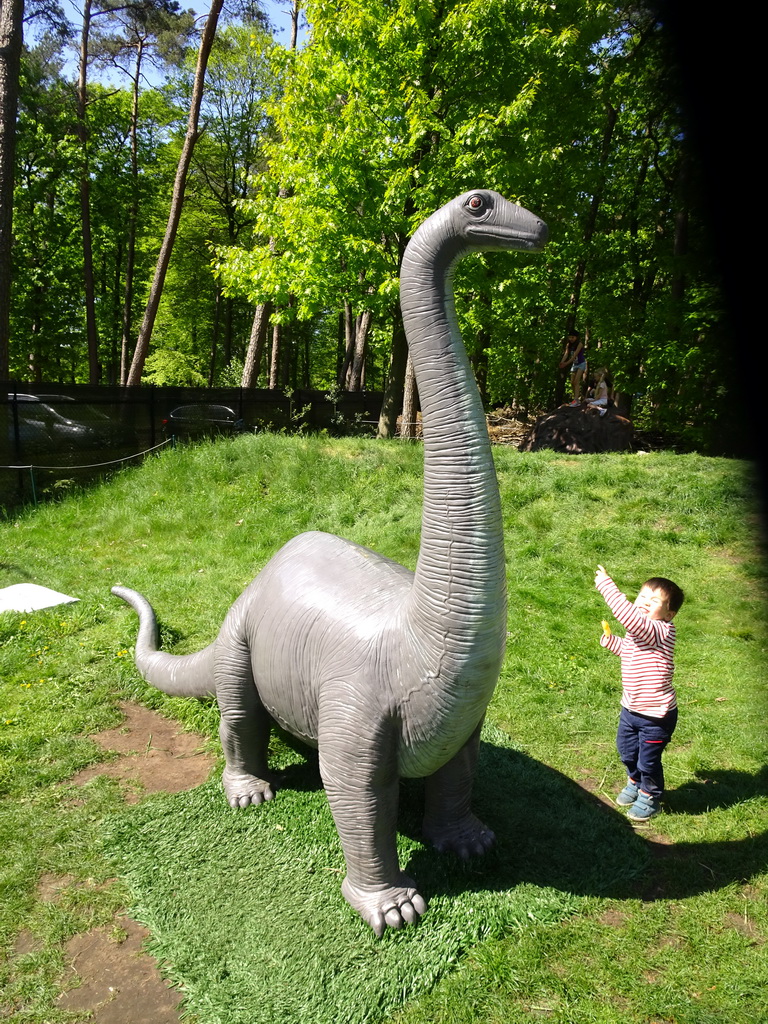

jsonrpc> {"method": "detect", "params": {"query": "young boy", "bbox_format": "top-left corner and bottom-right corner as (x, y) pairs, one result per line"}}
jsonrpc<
(595, 565), (684, 821)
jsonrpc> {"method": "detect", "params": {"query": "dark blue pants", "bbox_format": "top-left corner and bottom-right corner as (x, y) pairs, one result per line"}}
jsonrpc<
(616, 705), (678, 799)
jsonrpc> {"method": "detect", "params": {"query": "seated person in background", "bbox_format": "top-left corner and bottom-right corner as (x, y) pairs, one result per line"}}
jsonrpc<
(587, 367), (611, 415)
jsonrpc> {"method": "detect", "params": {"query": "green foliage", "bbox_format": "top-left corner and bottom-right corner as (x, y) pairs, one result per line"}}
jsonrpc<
(151, 24), (278, 381)
(216, 1), (616, 398)
(214, 356), (245, 387)
(6, 4), (737, 438)
(140, 348), (207, 385)
(217, 0), (608, 327)
(11, 40), (182, 382)
(213, 2), (733, 442)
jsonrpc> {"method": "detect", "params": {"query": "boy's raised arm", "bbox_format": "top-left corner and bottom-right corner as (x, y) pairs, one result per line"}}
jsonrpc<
(594, 566), (663, 645)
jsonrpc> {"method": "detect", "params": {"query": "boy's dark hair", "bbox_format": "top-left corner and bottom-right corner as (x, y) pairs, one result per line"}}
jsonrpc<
(644, 577), (685, 613)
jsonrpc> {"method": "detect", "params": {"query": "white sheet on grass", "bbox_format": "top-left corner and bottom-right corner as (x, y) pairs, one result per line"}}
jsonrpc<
(0, 583), (79, 613)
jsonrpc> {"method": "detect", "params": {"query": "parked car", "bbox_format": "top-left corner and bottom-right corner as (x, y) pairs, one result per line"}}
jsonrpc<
(4, 393), (137, 462)
(162, 403), (249, 440)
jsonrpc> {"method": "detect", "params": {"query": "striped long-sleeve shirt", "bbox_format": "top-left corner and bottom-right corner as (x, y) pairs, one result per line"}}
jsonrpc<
(597, 576), (677, 718)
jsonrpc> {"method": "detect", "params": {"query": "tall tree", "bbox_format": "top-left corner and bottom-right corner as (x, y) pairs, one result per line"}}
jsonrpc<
(92, 0), (194, 382)
(186, 22), (274, 380)
(0, 0), (68, 378)
(126, 0), (224, 385)
(240, 1), (298, 391)
(0, 0), (24, 379)
(72, 0), (104, 382)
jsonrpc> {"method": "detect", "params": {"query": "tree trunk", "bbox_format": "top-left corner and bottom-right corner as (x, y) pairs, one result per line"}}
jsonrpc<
(568, 102), (617, 319)
(400, 354), (418, 439)
(661, 154), (690, 409)
(0, 0), (23, 379)
(470, 335), (489, 406)
(76, 0), (101, 384)
(377, 311), (407, 438)
(289, 0), (300, 50)
(348, 308), (372, 391)
(335, 310), (345, 381)
(126, 0), (224, 386)
(120, 38), (144, 384)
(303, 322), (310, 387)
(282, 319), (292, 386)
(109, 236), (123, 383)
(553, 103), (617, 406)
(470, 285), (492, 406)
(338, 299), (354, 386)
(208, 285), (221, 384)
(269, 320), (280, 388)
(241, 301), (272, 387)
(223, 292), (233, 367)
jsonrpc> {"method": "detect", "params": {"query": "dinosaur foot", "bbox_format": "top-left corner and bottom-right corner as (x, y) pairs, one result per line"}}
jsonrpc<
(222, 766), (276, 809)
(423, 813), (496, 859)
(341, 876), (427, 939)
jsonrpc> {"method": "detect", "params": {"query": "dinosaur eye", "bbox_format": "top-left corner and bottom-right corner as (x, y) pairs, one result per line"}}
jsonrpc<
(467, 194), (485, 212)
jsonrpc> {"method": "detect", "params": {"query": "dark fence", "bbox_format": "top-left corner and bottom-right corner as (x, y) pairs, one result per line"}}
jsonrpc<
(1, 383), (385, 510)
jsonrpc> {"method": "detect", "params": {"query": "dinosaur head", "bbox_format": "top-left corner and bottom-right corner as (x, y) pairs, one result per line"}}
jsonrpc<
(455, 189), (548, 252)
(404, 189), (547, 271)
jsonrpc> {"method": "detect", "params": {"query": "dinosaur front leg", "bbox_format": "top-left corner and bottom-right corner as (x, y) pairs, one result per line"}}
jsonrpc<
(318, 686), (427, 937)
(422, 718), (495, 857)
(215, 633), (276, 808)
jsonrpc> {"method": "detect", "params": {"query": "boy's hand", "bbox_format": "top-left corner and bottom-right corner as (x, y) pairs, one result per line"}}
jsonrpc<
(601, 620), (612, 637)
(595, 564), (610, 587)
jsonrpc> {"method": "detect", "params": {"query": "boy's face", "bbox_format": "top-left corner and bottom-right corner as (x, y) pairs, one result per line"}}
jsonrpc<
(634, 585), (675, 621)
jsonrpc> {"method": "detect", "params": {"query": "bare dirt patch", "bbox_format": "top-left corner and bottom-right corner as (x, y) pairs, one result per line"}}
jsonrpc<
(13, 929), (41, 956)
(72, 700), (215, 802)
(723, 911), (764, 943)
(36, 872), (77, 899)
(574, 773), (616, 808)
(598, 908), (628, 929)
(51, 702), (216, 1022)
(58, 917), (183, 1023)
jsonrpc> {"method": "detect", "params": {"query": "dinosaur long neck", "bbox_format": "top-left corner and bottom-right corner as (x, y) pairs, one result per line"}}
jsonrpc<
(400, 222), (507, 671)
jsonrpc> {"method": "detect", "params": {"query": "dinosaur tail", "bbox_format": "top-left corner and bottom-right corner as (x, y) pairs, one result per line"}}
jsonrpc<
(112, 585), (216, 699)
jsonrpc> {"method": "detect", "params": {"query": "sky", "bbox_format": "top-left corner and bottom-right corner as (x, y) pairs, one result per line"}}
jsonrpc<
(49, 0), (308, 87)
(259, 0), (308, 48)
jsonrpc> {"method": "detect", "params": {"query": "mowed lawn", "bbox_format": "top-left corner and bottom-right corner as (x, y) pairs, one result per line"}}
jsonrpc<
(1, 433), (766, 1023)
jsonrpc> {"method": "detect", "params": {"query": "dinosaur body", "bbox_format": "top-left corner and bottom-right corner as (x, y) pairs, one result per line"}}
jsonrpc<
(114, 190), (547, 936)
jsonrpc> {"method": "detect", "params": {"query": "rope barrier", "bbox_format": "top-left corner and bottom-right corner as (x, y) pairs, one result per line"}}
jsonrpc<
(0, 437), (173, 472)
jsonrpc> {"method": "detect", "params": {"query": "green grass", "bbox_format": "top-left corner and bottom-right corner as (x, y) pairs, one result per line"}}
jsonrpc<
(1, 434), (766, 1023)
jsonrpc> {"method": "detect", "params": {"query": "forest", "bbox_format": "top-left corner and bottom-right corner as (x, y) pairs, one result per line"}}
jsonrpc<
(0, 0), (738, 450)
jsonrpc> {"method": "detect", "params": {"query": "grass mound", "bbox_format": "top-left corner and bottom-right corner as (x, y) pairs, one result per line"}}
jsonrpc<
(1, 434), (766, 1023)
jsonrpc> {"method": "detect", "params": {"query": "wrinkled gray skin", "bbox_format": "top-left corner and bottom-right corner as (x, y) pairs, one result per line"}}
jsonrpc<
(113, 190), (547, 937)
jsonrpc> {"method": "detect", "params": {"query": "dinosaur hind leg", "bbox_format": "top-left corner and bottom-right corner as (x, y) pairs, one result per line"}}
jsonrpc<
(422, 719), (495, 858)
(215, 633), (275, 809)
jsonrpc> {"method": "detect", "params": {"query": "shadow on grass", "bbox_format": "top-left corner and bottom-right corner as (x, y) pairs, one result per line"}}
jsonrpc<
(666, 765), (768, 813)
(396, 740), (767, 907)
(273, 749), (323, 793)
(169, 730), (766, 912)
(0, 562), (34, 578)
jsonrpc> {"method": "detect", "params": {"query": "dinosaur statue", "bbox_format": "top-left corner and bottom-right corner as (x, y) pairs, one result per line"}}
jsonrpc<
(113, 189), (548, 937)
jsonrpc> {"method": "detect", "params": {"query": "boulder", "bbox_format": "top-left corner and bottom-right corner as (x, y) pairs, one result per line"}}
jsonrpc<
(519, 402), (633, 453)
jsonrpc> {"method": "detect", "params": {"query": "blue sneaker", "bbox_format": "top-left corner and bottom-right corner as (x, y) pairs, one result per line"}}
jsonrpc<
(627, 791), (661, 821)
(616, 781), (639, 807)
